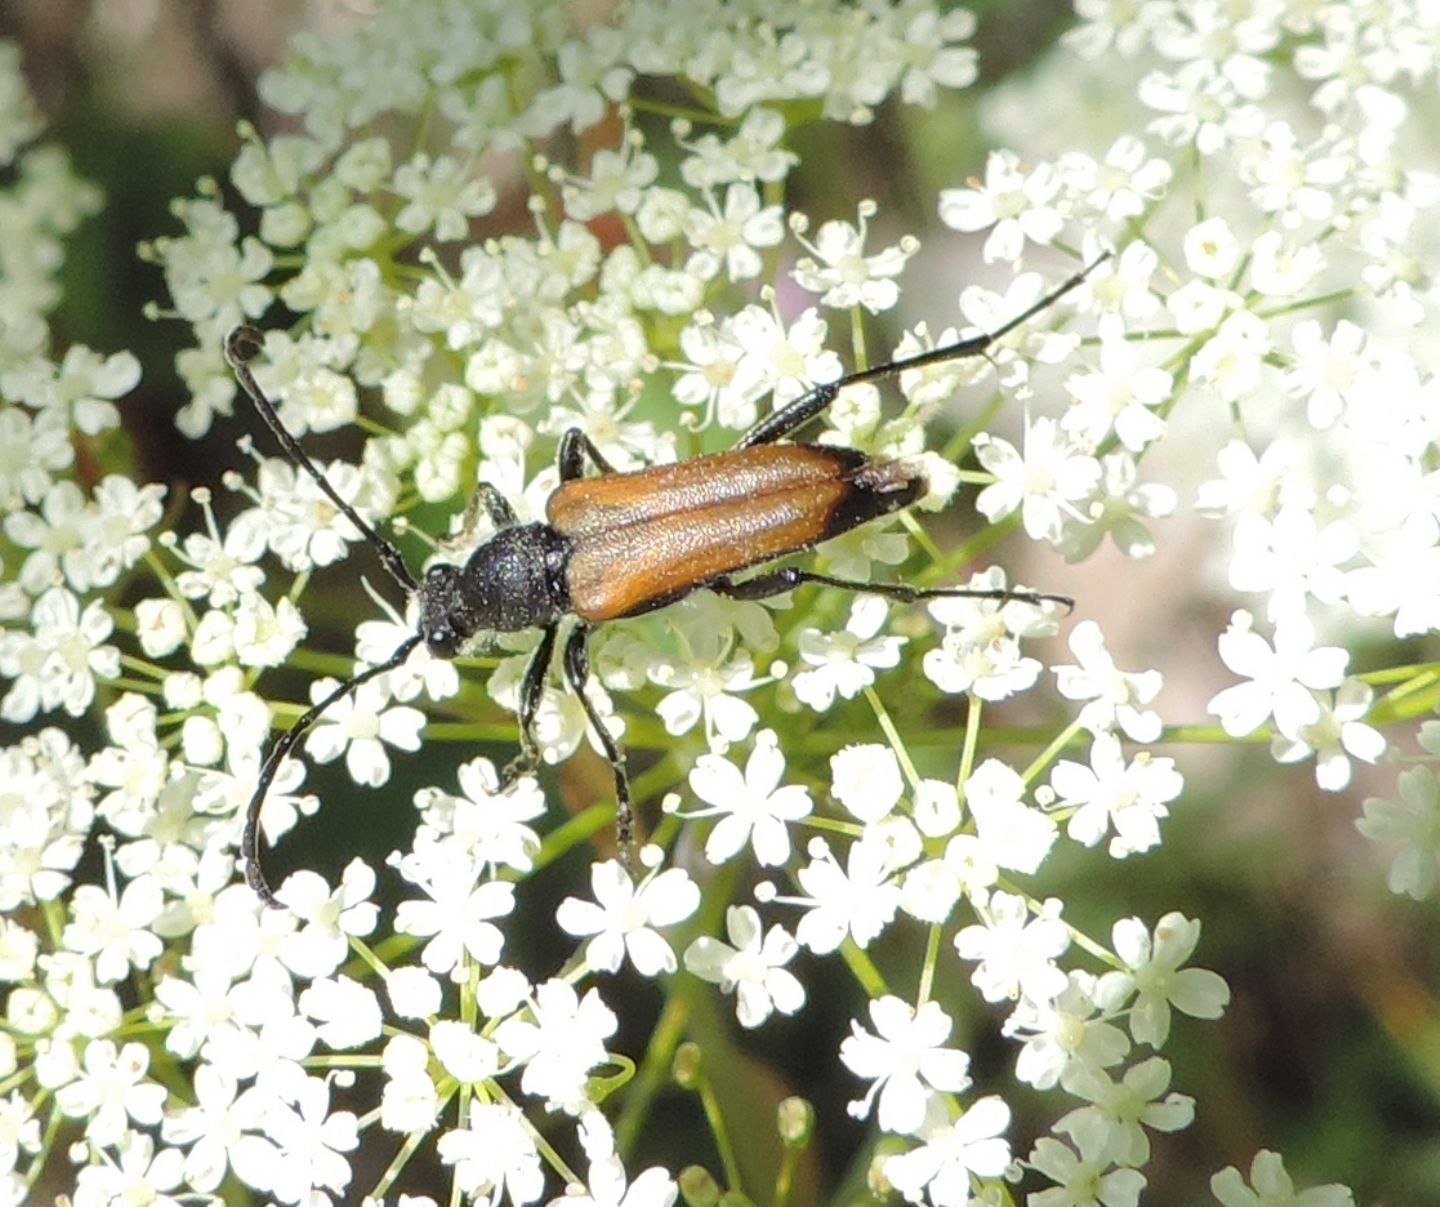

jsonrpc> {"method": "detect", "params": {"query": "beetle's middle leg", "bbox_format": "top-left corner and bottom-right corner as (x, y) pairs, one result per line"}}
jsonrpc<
(561, 623), (634, 857)
(557, 428), (617, 480)
(710, 567), (1073, 611)
(443, 483), (518, 551)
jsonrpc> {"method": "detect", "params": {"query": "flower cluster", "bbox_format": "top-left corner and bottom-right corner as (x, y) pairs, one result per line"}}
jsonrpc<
(8, 0), (1440, 1200)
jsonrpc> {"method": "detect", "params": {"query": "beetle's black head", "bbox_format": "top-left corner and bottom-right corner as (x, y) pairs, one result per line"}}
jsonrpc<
(419, 563), (466, 657)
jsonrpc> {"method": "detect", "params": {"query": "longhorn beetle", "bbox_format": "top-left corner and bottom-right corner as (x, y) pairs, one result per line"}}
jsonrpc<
(224, 254), (1106, 908)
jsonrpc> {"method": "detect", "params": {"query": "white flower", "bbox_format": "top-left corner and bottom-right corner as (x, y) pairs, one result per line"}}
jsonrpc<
(1059, 133), (1173, 222)
(1056, 1057), (1194, 1169)
(494, 979), (617, 1108)
(1111, 913), (1230, 1048)
(1244, 120), (1349, 230)
(276, 859), (379, 978)
(260, 1075), (360, 1205)
(1050, 735), (1183, 859)
(553, 1153), (678, 1207)
(687, 730), (812, 866)
(1062, 317), (1172, 451)
(1183, 215), (1242, 280)
(414, 756), (545, 873)
(938, 148), (1063, 263)
(62, 878), (164, 984)
(1211, 1148), (1356, 1207)
(395, 844), (515, 976)
(430, 1019), (500, 1086)
(160, 1062), (254, 1193)
(438, 1102), (544, 1206)
(1207, 611), (1347, 737)
(54, 1039), (166, 1145)
(683, 905), (805, 1028)
(954, 891), (1069, 1004)
(556, 859), (701, 976)
(303, 674), (425, 787)
(790, 200), (917, 313)
(1192, 311), (1272, 404)
(791, 595), (905, 710)
(790, 835), (904, 953)
(381, 1034), (441, 1134)
(840, 997), (973, 1134)
(728, 303), (843, 409)
(1271, 679), (1385, 792)
(1008, 972), (1130, 1091)
(298, 974), (383, 1049)
(1229, 505), (1357, 623)
(884, 1096), (1013, 1206)
(1028, 1115), (1148, 1207)
(1058, 451), (1177, 562)
(973, 418), (1101, 544)
(829, 743), (904, 824)
(71, 1129), (187, 1206)
(1357, 767), (1440, 899)
(0, 586), (119, 722)
(393, 151), (497, 241)
(685, 182), (784, 282)
(923, 567), (1058, 702)
(962, 758), (1058, 876)
(1054, 621), (1164, 742)
(649, 643), (763, 753)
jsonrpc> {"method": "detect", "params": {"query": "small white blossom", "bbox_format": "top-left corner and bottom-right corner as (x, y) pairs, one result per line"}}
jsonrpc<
(884, 1096), (1013, 1206)
(687, 730), (812, 866)
(790, 200), (917, 313)
(924, 569), (1058, 702)
(974, 418), (1102, 544)
(1111, 913), (1230, 1048)
(1211, 1148), (1356, 1207)
(1050, 735), (1183, 859)
(791, 595), (905, 710)
(1028, 1115), (1147, 1207)
(840, 996), (973, 1134)
(438, 1102), (544, 1206)
(494, 979), (617, 1108)
(303, 674), (425, 787)
(1358, 767), (1440, 899)
(556, 859), (701, 976)
(1056, 1057), (1195, 1169)
(790, 835), (905, 953)
(1207, 611), (1347, 738)
(683, 905), (804, 1029)
(1054, 621), (1164, 741)
(939, 149), (1064, 263)
(1271, 679), (1385, 792)
(954, 891), (1070, 1004)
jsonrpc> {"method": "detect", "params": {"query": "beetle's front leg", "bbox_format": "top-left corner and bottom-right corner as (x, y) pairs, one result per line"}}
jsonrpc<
(500, 624), (557, 789)
(561, 623), (634, 857)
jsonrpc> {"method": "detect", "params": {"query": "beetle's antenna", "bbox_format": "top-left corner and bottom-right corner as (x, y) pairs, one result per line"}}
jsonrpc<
(241, 634), (423, 908)
(225, 326), (420, 595)
(735, 253), (1112, 451)
(840, 251), (1113, 388)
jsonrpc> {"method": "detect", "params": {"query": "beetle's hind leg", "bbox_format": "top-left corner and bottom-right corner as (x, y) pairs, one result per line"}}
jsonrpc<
(560, 623), (635, 858)
(711, 567), (1073, 612)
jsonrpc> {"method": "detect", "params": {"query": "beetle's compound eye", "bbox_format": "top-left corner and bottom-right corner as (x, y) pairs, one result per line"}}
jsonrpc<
(426, 624), (460, 658)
